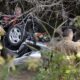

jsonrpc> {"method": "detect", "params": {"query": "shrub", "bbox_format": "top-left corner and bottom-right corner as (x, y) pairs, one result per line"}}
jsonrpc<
(34, 51), (80, 80)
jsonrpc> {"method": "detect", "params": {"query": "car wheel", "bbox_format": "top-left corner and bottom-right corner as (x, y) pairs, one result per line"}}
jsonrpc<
(7, 26), (24, 46)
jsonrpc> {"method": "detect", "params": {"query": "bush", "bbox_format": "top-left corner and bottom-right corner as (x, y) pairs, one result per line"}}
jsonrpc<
(34, 51), (80, 80)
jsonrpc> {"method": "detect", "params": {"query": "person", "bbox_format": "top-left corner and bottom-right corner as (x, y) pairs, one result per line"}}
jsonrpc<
(14, 6), (22, 17)
(0, 25), (6, 61)
(10, 6), (22, 25)
(0, 25), (5, 51)
(3, 6), (22, 25)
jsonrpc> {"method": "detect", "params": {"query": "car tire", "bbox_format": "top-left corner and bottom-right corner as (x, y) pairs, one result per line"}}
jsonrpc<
(7, 26), (25, 46)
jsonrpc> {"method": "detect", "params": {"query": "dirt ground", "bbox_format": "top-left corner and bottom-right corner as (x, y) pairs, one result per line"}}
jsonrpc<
(8, 70), (36, 80)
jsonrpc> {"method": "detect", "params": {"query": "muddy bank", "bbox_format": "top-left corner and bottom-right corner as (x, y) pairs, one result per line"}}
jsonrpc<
(8, 70), (36, 80)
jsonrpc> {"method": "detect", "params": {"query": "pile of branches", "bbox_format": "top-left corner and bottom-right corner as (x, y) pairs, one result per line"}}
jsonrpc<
(0, 0), (80, 23)
(0, 0), (80, 35)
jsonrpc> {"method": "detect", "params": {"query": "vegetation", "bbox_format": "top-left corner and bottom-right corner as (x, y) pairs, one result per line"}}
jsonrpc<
(0, 0), (80, 80)
(34, 51), (80, 80)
